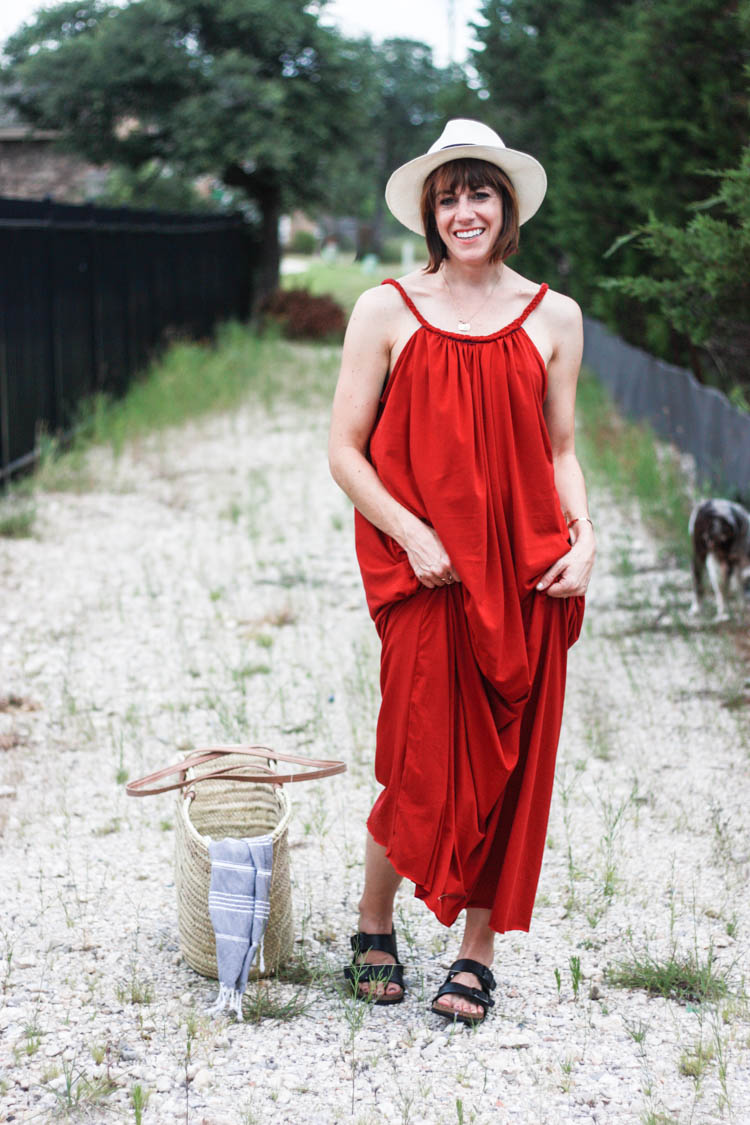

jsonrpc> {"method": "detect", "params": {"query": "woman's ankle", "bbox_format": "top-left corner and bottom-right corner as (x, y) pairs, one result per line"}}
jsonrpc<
(457, 937), (495, 966)
(357, 900), (394, 934)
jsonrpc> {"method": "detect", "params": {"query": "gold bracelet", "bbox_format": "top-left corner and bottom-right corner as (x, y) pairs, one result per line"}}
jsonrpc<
(567, 516), (594, 530)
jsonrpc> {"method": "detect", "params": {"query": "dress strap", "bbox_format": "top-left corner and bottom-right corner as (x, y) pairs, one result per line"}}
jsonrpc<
(516, 283), (549, 326)
(381, 278), (431, 328)
(381, 277), (549, 340)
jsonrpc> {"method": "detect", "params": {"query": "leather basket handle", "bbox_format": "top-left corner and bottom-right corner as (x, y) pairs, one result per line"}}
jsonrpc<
(125, 745), (347, 798)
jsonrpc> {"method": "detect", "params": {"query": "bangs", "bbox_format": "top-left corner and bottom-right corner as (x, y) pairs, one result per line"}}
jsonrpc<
(429, 159), (498, 198)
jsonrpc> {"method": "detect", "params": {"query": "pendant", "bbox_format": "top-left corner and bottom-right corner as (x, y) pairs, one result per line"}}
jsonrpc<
(457, 320), (471, 334)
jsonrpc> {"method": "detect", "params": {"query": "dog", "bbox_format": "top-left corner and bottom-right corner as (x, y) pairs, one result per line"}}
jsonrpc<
(689, 498), (750, 621)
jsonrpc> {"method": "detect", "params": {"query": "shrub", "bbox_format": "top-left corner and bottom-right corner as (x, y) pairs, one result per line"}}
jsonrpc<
(260, 288), (347, 341)
(288, 230), (318, 255)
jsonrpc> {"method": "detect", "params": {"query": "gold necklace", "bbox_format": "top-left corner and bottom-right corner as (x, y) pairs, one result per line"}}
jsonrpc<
(442, 264), (504, 334)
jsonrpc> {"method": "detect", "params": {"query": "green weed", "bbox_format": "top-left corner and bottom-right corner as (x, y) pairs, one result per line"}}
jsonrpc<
(679, 1040), (714, 1080)
(0, 495), (36, 538)
(576, 371), (693, 564)
(42, 1057), (116, 1112)
(131, 1082), (149, 1124)
(24, 324), (341, 494)
(241, 980), (311, 1023)
(607, 945), (729, 1004)
(116, 968), (154, 1006)
(569, 955), (583, 999)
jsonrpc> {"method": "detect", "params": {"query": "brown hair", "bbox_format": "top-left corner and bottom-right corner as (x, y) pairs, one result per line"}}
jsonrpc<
(419, 158), (520, 273)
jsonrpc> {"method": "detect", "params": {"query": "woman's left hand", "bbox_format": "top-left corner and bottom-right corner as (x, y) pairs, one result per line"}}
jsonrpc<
(536, 528), (596, 598)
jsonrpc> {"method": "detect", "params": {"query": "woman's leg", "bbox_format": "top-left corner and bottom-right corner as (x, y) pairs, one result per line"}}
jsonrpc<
(354, 831), (404, 998)
(438, 908), (495, 1018)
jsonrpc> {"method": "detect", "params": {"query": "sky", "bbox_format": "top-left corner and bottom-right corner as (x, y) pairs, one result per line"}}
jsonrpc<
(0, 0), (486, 66)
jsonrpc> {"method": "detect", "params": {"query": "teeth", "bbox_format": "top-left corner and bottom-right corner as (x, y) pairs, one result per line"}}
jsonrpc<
(455, 229), (483, 240)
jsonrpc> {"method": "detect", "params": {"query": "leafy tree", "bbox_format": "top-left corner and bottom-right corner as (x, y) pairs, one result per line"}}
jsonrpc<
(2, 0), (363, 296)
(97, 161), (223, 211)
(598, 0), (750, 397)
(471, 0), (749, 380)
(470, 1), (633, 307)
(603, 149), (750, 401)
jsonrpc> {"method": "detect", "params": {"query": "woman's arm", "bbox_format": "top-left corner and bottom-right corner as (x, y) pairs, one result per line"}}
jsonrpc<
(328, 287), (458, 588)
(536, 295), (596, 597)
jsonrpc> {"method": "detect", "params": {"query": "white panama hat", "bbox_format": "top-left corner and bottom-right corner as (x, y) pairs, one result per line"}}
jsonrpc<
(385, 118), (547, 235)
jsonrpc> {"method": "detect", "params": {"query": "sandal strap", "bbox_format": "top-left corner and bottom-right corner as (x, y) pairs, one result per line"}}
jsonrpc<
(433, 980), (494, 1011)
(350, 931), (401, 961)
(447, 958), (496, 992)
(344, 961), (405, 989)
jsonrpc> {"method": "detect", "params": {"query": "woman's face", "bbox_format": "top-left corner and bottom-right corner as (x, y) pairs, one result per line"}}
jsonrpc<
(433, 183), (503, 262)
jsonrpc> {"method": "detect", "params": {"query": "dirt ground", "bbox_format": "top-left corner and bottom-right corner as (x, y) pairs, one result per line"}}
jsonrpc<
(1, 368), (749, 1124)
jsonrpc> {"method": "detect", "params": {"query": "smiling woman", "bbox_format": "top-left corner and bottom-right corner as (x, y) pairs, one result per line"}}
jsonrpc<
(328, 119), (596, 1027)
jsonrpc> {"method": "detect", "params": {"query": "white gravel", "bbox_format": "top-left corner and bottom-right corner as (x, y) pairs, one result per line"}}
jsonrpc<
(1, 378), (749, 1125)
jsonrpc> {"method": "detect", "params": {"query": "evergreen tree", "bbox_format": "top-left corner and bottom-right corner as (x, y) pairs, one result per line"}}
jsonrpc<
(472, 0), (749, 387)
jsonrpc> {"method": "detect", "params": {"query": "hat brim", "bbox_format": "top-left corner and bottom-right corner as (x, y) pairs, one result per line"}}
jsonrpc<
(385, 144), (547, 235)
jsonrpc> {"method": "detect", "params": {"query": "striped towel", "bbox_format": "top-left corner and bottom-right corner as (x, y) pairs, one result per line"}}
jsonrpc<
(207, 835), (273, 1020)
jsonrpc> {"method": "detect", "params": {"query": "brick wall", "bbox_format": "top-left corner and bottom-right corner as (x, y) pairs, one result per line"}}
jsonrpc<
(0, 137), (107, 202)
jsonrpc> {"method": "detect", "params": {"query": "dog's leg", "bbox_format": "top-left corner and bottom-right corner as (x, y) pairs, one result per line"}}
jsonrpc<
(727, 562), (740, 605)
(742, 566), (750, 617)
(706, 553), (729, 621)
(689, 551), (706, 616)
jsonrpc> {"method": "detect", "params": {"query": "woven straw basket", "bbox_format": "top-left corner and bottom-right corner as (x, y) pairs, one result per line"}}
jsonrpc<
(175, 774), (293, 979)
(126, 746), (346, 981)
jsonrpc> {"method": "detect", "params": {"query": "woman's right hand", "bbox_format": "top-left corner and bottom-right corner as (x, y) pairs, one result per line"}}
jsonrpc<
(401, 518), (460, 589)
(329, 285), (458, 593)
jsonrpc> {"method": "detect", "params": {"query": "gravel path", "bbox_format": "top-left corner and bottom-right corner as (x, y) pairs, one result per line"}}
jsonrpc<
(1, 361), (749, 1125)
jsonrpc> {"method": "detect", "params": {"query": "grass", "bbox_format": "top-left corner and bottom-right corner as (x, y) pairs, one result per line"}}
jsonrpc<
(606, 945), (729, 1004)
(131, 1083), (149, 1124)
(240, 979), (311, 1023)
(0, 493), (36, 538)
(11, 256), (389, 499)
(8, 255), (388, 502)
(25, 321), (341, 494)
(281, 254), (399, 314)
(679, 1040), (715, 1080)
(42, 1058), (117, 1114)
(115, 967), (154, 1006)
(575, 370), (694, 565)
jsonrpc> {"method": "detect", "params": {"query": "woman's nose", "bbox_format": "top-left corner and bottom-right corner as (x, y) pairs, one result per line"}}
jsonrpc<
(455, 193), (475, 220)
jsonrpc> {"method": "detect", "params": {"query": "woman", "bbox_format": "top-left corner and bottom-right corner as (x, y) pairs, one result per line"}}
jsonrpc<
(328, 119), (595, 1025)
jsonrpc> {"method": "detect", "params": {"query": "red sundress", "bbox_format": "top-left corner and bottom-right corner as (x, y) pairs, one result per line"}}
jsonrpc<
(354, 278), (584, 934)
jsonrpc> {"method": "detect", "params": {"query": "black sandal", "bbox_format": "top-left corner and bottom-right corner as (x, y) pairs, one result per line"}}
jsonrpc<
(431, 958), (496, 1026)
(343, 931), (405, 1006)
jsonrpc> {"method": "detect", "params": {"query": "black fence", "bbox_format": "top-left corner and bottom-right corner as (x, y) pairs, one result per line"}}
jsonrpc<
(0, 196), (254, 480)
(583, 317), (750, 502)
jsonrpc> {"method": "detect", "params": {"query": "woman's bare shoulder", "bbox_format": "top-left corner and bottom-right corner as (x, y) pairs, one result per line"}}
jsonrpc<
(343, 282), (406, 358)
(350, 279), (404, 317)
(540, 284), (582, 329)
(500, 267), (580, 324)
